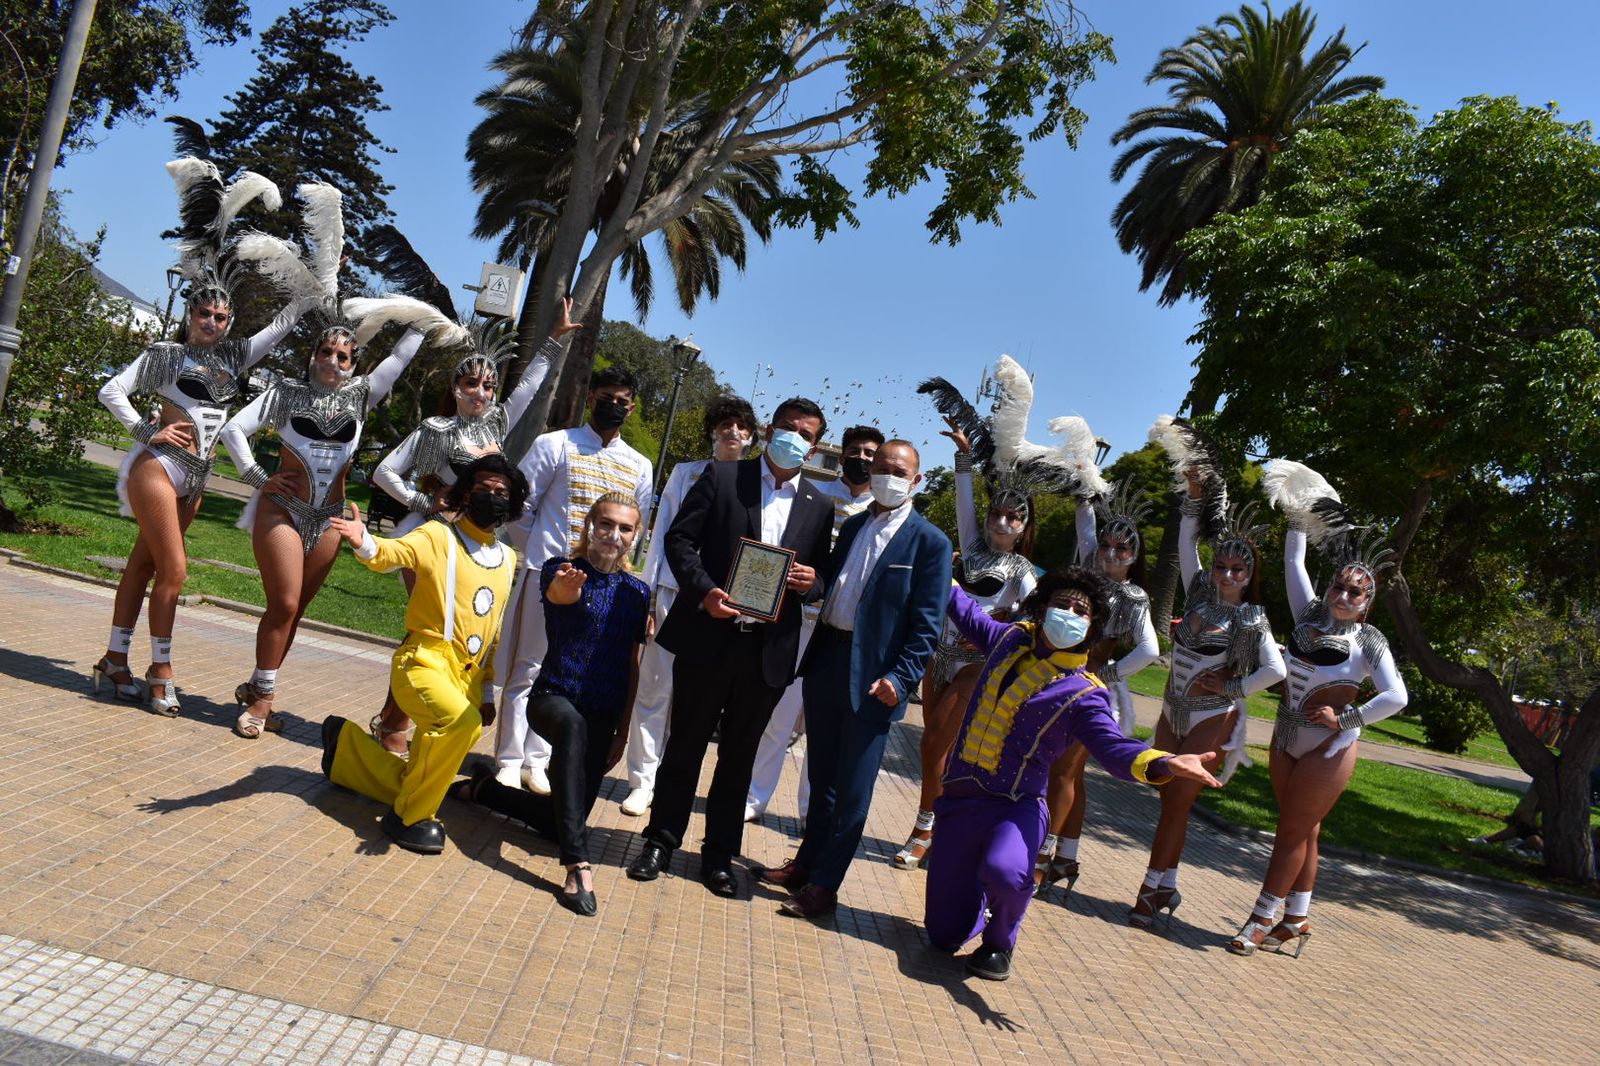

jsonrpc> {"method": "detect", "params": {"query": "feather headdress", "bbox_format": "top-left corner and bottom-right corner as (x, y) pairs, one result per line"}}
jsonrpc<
(165, 157), (282, 308)
(342, 295), (472, 351)
(917, 355), (1107, 520)
(1095, 476), (1155, 553)
(1260, 459), (1354, 549)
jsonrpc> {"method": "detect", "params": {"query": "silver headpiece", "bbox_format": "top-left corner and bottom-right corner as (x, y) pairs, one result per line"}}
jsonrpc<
(1326, 525), (1398, 592)
(1214, 500), (1270, 572)
(455, 319), (519, 383)
(166, 157), (282, 313)
(1095, 477), (1154, 555)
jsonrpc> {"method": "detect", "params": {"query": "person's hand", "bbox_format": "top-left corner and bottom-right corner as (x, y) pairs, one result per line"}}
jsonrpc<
(1305, 703), (1340, 729)
(1165, 752), (1222, 788)
(645, 610), (658, 641)
(1184, 465), (1206, 499)
(327, 501), (366, 550)
(479, 701), (496, 729)
(150, 422), (195, 449)
(868, 677), (899, 706)
(428, 490), (452, 514)
(605, 725), (629, 773)
(940, 415), (970, 454)
(1191, 668), (1229, 696)
(263, 468), (304, 498)
(551, 562), (588, 596)
(703, 587), (741, 619)
(550, 296), (582, 339)
(787, 562), (816, 593)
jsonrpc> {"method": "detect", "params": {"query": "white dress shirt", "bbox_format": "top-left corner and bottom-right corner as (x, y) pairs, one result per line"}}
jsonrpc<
(759, 458), (799, 546)
(821, 500), (915, 631)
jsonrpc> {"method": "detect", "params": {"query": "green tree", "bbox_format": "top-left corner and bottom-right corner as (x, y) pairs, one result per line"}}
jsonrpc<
(501, 0), (1114, 457)
(0, 202), (140, 528)
(1109, 1), (1382, 305)
(204, 0), (396, 282)
(468, 33), (782, 430)
(1183, 94), (1600, 884)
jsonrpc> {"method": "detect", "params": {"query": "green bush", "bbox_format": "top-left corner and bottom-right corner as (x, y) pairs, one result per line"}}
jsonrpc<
(1401, 662), (1496, 755)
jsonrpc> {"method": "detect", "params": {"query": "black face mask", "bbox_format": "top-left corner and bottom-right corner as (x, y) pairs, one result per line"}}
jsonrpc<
(841, 456), (873, 486)
(466, 490), (511, 528)
(591, 398), (629, 430)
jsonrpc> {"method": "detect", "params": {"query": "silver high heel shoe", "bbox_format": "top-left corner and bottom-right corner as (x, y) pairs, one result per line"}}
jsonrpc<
(145, 670), (181, 717)
(92, 657), (143, 702)
(1128, 885), (1181, 930)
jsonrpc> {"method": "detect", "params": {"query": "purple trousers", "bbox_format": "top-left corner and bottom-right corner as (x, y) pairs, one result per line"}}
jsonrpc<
(924, 791), (1048, 953)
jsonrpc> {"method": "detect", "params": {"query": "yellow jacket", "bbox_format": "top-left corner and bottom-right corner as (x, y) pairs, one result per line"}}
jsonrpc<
(355, 518), (515, 692)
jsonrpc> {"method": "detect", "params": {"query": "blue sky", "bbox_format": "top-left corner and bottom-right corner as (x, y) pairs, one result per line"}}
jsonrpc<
(55, 0), (1600, 466)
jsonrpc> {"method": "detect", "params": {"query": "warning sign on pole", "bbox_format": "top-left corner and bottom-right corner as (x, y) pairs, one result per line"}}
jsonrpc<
(474, 261), (525, 320)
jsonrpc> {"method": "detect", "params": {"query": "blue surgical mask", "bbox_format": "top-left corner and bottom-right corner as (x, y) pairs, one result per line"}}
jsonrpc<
(1042, 607), (1090, 650)
(765, 428), (810, 471)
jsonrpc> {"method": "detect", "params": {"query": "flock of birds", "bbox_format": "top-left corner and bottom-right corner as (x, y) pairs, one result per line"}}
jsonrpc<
(749, 365), (944, 450)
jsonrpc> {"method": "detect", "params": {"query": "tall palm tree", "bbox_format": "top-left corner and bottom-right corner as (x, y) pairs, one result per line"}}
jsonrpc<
(466, 32), (780, 426)
(1110, 2), (1383, 306)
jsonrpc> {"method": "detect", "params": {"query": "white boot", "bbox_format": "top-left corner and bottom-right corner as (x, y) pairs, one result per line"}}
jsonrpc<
(522, 763), (552, 795)
(620, 787), (653, 817)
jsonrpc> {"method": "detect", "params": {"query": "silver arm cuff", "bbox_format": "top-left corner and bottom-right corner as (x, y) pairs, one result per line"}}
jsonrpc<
(240, 465), (271, 489)
(1179, 496), (1204, 517)
(1224, 677), (1246, 702)
(132, 420), (159, 445)
(1100, 660), (1120, 685)
(407, 491), (434, 515)
(1337, 704), (1365, 731)
(953, 451), (974, 473)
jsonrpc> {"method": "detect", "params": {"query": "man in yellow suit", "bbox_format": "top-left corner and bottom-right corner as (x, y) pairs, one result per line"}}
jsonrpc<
(321, 454), (528, 853)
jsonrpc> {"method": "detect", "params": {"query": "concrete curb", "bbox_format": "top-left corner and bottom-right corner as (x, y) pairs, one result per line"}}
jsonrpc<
(0, 549), (395, 650)
(1191, 798), (1600, 912)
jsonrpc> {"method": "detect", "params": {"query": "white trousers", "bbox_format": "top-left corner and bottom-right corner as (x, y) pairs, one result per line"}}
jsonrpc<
(495, 566), (553, 771)
(746, 617), (815, 818)
(623, 587), (677, 791)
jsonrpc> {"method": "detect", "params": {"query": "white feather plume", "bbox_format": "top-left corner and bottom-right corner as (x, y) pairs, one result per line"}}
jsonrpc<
(1045, 415), (1110, 497)
(989, 354), (1038, 469)
(297, 182), (344, 298)
(343, 295), (470, 349)
(166, 157), (220, 199)
(232, 232), (324, 304)
(216, 171), (281, 239)
(1146, 414), (1193, 491)
(1262, 458), (1350, 544)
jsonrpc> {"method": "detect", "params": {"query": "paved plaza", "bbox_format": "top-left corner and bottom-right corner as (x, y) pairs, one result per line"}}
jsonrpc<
(2, 557), (1596, 1064)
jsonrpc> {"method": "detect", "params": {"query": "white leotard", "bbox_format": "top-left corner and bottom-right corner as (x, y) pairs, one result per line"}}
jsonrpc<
(1074, 503), (1160, 735)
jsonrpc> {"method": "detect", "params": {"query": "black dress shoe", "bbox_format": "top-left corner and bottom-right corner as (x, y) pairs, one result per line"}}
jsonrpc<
(754, 860), (809, 890)
(778, 883), (837, 919)
(381, 809), (445, 854)
(627, 842), (669, 881)
(559, 864), (598, 917)
(964, 946), (1012, 981)
(701, 863), (739, 898)
(320, 715), (346, 779)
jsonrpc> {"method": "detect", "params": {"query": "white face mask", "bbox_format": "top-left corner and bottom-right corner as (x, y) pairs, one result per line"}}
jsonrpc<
(870, 473), (914, 508)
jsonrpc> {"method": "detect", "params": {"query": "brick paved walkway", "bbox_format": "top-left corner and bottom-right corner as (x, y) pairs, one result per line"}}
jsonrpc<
(2, 559), (1595, 1065)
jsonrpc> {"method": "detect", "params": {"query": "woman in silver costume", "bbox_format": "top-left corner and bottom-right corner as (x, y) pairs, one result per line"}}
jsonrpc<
(1033, 477), (1162, 897)
(1227, 461), (1406, 956)
(220, 205), (465, 737)
(1128, 416), (1286, 928)
(894, 357), (1105, 870)
(94, 158), (311, 716)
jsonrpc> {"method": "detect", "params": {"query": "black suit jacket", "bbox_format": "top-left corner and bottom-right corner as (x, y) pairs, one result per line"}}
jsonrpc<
(656, 457), (834, 689)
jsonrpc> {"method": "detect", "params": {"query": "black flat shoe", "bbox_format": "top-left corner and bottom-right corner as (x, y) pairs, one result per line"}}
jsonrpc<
(702, 863), (739, 899)
(320, 716), (347, 779)
(560, 863), (598, 917)
(381, 809), (445, 854)
(964, 946), (1012, 982)
(627, 842), (669, 881)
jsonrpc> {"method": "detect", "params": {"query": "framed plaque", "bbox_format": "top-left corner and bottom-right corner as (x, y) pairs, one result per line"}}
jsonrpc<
(724, 537), (795, 623)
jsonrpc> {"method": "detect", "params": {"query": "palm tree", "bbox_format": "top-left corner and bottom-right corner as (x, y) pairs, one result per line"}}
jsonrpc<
(466, 32), (779, 427)
(1110, 2), (1383, 306)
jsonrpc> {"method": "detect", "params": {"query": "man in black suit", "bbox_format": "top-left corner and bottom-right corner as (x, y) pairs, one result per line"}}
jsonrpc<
(627, 398), (835, 897)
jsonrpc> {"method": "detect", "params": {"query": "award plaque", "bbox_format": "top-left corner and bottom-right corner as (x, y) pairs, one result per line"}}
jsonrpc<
(723, 537), (796, 622)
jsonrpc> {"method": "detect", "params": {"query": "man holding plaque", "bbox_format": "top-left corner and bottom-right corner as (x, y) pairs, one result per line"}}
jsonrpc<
(626, 398), (835, 898)
(756, 439), (951, 918)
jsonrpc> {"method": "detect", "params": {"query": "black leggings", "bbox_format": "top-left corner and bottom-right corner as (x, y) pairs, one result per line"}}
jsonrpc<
(473, 692), (623, 865)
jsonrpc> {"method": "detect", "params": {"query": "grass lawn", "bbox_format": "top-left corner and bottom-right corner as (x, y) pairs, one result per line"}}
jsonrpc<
(1195, 745), (1600, 896)
(1126, 663), (1519, 769)
(1, 462), (410, 640)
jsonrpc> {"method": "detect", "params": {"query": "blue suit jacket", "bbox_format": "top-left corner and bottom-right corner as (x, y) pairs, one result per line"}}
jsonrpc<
(800, 505), (952, 723)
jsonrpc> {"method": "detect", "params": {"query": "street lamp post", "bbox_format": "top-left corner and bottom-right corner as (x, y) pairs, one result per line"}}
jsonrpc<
(634, 336), (701, 566)
(0, 0), (100, 412)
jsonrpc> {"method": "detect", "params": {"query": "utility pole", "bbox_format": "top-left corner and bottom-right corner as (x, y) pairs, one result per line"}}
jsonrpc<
(0, 0), (100, 411)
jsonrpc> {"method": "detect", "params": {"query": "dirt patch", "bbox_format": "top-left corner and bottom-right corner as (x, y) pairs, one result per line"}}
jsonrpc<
(10, 519), (88, 536)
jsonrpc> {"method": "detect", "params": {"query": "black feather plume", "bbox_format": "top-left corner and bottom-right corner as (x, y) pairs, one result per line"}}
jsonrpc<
(171, 160), (226, 266)
(165, 116), (212, 160)
(367, 225), (458, 320)
(916, 377), (994, 467)
(1173, 418), (1229, 540)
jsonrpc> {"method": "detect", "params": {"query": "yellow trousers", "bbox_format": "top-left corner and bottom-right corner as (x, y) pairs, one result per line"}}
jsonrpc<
(331, 640), (484, 826)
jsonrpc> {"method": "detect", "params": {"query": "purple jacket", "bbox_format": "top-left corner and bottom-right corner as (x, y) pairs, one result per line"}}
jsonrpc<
(942, 586), (1172, 801)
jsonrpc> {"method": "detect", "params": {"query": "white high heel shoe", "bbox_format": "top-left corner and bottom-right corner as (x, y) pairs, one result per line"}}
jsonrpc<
(92, 657), (143, 703)
(145, 670), (181, 717)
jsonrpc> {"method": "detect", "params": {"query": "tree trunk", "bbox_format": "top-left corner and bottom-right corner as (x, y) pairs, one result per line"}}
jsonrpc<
(549, 272), (609, 429)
